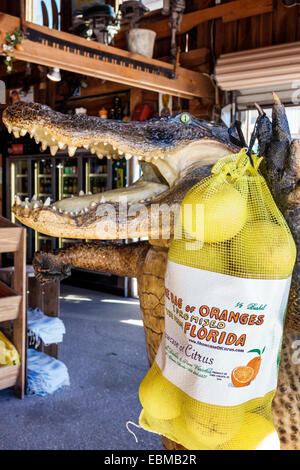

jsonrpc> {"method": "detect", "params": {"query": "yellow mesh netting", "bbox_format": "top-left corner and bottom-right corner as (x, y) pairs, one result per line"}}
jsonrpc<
(138, 149), (297, 450)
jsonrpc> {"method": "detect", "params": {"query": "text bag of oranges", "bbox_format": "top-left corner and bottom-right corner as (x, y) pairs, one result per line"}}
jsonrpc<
(138, 149), (296, 450)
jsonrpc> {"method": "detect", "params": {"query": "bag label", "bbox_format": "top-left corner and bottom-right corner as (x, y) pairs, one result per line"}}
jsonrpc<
(156, 261), (291, 406)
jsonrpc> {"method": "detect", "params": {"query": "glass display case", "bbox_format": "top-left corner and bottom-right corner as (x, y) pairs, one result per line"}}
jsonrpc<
(57, 157), (82, 248)
(112, 158), (128, 189)
(8, 158), (33, 259)
(85, 157), (109, 194)
(34, 158), (54, 251)
(58, 158), (79, 199)
(10, 160), (30, 223)
(5, 151), (128, 295)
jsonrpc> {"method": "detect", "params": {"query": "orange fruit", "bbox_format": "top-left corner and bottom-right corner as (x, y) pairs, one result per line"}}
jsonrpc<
(247, 356), (262, 380)
(231, 366), (254, 388)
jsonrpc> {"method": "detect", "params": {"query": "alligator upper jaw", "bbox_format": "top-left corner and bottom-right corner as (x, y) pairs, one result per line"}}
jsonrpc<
(3, 102), (236, 187)
(4, 101), (239, 240)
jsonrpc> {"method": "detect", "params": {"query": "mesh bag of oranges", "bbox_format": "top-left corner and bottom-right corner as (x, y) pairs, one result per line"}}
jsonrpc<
(139, 149), (296, 450)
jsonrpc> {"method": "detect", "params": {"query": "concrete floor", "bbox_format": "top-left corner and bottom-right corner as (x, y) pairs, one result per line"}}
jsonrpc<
(0, 285), (162, 450)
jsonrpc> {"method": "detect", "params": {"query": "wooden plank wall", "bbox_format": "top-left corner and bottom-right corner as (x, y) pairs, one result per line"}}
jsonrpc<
(151, 1), (300, 63)
(159, 0), (300, 118)
(191, 1), (300, 60)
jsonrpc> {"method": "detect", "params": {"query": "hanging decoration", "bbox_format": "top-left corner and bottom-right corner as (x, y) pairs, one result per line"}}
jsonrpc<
(1, 27), (24, 74)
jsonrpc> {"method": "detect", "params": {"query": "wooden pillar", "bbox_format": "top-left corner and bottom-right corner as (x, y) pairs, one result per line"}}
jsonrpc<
(28, 277), (60, 359)
(13, 229), (26, 398)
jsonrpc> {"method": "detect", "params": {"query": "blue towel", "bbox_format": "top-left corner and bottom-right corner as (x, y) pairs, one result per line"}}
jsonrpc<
(27, 308), (66, 347)
(27, 349), (70, 396)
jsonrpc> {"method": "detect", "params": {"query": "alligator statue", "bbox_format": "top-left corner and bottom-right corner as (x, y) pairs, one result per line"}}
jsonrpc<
(2, 98), (300, 450)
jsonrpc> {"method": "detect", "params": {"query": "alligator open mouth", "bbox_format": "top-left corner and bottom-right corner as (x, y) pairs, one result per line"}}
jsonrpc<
(3, 102), (238, 240)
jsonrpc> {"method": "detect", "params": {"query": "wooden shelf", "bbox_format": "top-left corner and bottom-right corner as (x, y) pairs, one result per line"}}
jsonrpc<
(0, 15), (213, 100)
(0, 365), (21, 390)
(0, 280), (21, 321)
(0, 217), (23, 253)
(0, 217), (26, 398)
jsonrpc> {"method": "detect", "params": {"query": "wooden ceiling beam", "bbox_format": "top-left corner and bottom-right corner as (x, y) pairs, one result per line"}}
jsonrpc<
(0, 14), (213, 100)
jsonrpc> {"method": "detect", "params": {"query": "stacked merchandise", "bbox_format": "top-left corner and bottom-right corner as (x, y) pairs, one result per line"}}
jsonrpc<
(27, 308), (69, 396)
(27, 308), (66, 347)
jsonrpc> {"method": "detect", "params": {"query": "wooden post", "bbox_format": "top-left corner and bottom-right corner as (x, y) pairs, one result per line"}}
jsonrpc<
(43, 280), (60, 358)
(13, 228), (26, 398)
(28, 277), (60, 359)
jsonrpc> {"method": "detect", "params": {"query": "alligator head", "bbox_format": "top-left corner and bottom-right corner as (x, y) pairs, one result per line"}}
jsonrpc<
(3, 102), (238, 240)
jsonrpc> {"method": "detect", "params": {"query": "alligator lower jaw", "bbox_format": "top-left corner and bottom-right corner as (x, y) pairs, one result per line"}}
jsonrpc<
(13, 178), (171, 239)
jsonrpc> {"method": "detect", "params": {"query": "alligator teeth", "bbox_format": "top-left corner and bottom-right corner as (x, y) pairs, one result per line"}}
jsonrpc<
(83, 145), (89, 149)
(44, 197), (51, 206)
(113, 146), (117, 151)
(20, 129), (27, 136)
(79, 190), (85, 196)
(35, 136), (40, 145)
(13, 129), (20, 138)
(96, 152), (103, 159)
(52, 206), (57, 211)
(44, 130), (48, 136)
(90, 202), (97, 207)
(68, 146), (77, 157)
(50, 145), (58, 156)
(90, 147), (96, 154)
(51, 137), (56, 142)
(118, 150), (124, 156)
(41, 141), (48, 151)
(7, 125), (12, 134)
(31, 194), (37, 201)
(88, 191), (92, 195)
(59, 208), (63, 213)
(100, 196), (106, 203)
(58, 142), (65, 150)
(84, 207), (89, 213)
(33, 203), (39, 209)
(104, 142), (108, 146)
(125, 153), (132, 160)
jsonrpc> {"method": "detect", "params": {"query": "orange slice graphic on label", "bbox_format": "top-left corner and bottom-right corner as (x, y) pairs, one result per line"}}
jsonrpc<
(231, 366), (254, 388)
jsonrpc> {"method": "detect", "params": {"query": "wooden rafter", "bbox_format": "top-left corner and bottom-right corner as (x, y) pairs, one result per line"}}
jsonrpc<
(0, 14), (214, 100)
(116, 0), (273, 43)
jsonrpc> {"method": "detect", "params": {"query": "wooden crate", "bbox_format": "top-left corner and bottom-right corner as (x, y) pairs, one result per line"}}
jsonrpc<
(0, 280), (22, 321)
(0, 217), (26, 398)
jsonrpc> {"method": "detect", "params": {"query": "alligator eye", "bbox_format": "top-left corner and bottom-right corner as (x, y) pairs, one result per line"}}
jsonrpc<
(180, 113), (191, 124)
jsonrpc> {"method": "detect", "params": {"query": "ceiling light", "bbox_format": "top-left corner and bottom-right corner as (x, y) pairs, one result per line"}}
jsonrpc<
(47, 67), (61, 82)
